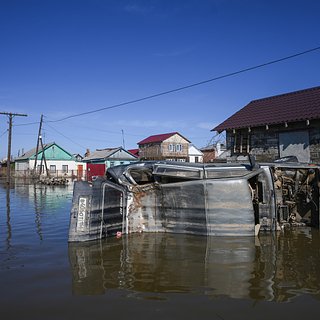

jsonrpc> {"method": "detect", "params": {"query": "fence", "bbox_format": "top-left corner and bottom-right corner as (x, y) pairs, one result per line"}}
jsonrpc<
(12, 169), (88, 180)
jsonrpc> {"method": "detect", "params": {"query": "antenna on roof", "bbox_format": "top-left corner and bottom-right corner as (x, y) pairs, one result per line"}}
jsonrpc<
(121, 129), (126, 149)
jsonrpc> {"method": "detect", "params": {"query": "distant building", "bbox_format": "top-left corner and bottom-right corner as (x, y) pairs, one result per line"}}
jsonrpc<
(138, 132), (190, 162)
(14, 142), (85, 178)
(73, 153), (84, 162)
(213, 86), (320, 163)
(200, 143), (226, 163)
(128, 149), (139, 158)
(188, 144), (203, 163)
(83, 147), (137, 181)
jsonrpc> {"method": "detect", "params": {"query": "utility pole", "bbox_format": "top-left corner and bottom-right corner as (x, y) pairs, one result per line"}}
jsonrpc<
(0, 112), (28, 184)
(39, 135), (50, 178)
(33, 114), (43, 174)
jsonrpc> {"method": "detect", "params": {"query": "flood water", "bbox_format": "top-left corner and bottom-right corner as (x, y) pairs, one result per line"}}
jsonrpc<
(1, 180), (320, 320)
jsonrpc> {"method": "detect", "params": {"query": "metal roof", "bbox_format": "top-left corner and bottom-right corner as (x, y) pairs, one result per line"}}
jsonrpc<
(15, 142), (55, 160)
(138, 132), (191, 145)
(83, 147), (137, 161)
(213, 86), (320, 132)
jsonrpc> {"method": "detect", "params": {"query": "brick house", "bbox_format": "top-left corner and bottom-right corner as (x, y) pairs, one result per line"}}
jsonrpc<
(138, 132), (190, 161)
(212, 86), (320, 163)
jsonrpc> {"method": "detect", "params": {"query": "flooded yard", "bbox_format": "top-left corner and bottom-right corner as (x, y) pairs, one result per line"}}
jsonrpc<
(1, 180), (320, 320)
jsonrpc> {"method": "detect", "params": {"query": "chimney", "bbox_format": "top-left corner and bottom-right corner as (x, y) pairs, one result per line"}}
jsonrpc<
(85, 148), (90, 157)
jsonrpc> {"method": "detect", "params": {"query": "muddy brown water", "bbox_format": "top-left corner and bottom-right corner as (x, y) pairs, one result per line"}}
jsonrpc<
(1, 181), (320, 320)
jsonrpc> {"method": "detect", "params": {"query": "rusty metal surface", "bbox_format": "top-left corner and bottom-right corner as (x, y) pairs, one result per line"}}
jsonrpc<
(68, 160), (320, 242)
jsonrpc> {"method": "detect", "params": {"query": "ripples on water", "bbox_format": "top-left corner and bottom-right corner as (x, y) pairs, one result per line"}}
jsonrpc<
(1, 180), (320, 319)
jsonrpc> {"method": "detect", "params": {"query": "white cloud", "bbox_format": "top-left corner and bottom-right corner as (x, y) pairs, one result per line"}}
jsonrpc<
(124, 3), (154, 14)
(154, 47), (194, 57)
(196, 122), (216, 130)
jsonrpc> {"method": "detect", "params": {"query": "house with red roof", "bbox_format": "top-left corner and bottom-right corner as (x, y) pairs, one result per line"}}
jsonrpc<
(128, 149), (139, 158)
(212, 86), (320, 163)
(137, 132), (190, 161)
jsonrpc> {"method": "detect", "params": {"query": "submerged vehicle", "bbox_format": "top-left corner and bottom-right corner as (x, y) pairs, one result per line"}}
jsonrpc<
(68, 158), (320, 242)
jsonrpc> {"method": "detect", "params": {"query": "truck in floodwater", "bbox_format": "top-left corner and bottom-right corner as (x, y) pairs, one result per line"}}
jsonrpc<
(68, 158), (320, 242)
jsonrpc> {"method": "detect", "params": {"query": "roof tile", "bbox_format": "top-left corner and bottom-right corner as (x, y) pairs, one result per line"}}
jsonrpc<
(213, 86), (320, 132)
(138, 132), (186, 144)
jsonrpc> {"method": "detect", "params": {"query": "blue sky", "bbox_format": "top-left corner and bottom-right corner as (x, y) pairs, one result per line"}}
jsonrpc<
(1, 0), (320, 158)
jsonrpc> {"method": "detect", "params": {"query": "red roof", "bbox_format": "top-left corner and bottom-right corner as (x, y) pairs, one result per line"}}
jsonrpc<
(213, 86), (320, 132)
(128, 149), (139, 157)
(138, 132), (190, 145)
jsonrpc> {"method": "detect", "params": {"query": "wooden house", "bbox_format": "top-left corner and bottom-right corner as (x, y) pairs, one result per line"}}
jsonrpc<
(83, 147), (138, 181)
(213, 86), (320, 163)
(138, 132), (190, 161)
(14, 142), (85, 178)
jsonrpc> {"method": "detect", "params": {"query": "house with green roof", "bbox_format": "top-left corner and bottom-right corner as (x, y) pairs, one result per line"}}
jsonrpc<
(15, 142), (85, 179)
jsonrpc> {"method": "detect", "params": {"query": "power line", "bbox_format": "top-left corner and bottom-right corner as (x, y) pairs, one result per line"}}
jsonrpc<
(0, 129), (8, 138)
(14, 121), (40, 127)
(44, 122), (88, 149)
(43, 120), (147, 137)
(43, 45), (320, 123)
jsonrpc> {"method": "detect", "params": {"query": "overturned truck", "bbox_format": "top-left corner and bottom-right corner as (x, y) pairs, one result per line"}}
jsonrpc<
(68, 159), (320, 242)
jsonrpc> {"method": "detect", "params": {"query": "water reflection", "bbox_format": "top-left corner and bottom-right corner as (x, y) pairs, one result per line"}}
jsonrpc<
(1, 180), (73, 249)
(68, 229), (320, 301)
(5, 186), (12, 250)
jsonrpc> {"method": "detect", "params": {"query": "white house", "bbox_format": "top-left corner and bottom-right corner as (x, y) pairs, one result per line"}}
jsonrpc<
(15, 142), (85, 179)
(188, 144), (203, 163)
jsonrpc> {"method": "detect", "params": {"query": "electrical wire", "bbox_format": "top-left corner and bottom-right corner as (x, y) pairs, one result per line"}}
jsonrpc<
(44, 122), (87, 149)
(0, 129), (8, 138)
(14, 121), (40, 127)
(43, 121), (145, 137)
(44, 45), (320, 123)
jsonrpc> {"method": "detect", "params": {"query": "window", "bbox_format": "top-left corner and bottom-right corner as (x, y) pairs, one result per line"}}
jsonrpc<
(62, 165), (68, 173)
(50, 165), (56, 173)
(195, 156), (199, 163)
(168, 144), (174, 151)
(176, 144), (182, 152)
(37, 165), (44, 173)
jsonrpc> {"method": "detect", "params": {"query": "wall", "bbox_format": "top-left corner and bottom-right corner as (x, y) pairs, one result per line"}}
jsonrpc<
(139, 143), (162, 160)
(15, 159), (86, 178)
(188, 145), (203, 163)
(226, 119), (320, 163)
(87, 163), (105, 181)
(161, 134), (189, 159)
(188, 155), (203, 163)
(202, 149), (216, 163)
(15, 161), (29, 171)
